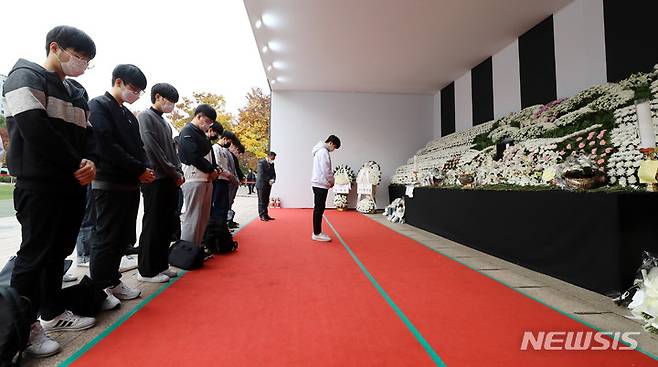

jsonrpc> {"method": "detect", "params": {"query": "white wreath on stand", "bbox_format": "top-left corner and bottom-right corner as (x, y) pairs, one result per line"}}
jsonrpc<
(356, 161), (381, 214)
(333, 164), (355, 210)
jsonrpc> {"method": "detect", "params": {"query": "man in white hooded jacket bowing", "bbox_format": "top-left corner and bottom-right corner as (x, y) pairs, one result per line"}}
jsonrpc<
(311, 135), (341, 242)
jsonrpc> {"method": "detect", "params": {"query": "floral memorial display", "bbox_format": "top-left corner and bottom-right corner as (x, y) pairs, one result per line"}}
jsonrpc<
(356, 161), (381, 214)
(332, 164), (355, 210)
(383, 198), (405, 223)
(392, 65), (658, 191)
(616, 252), (658, 334)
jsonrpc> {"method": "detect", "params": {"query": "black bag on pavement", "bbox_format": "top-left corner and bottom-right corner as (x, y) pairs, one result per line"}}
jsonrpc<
(168, 240), (204, 270)
(0, 258), (73, 288)
(0, 258), (15, 288)
(0, 286), (31, 367)
(203, 218), (239, 254)
(61, 275), (107, 317)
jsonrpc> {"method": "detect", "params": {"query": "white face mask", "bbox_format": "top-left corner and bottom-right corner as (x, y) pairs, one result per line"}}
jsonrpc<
(162, 101), (175, 113)
(56, 49), (88, 77)
(121, 85), (140, 104)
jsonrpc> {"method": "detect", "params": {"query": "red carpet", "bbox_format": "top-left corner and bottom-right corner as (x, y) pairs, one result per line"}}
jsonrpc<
(69, 209), (658, 366)
(324, 210), (658, 366)
(70, 209), (435, 366)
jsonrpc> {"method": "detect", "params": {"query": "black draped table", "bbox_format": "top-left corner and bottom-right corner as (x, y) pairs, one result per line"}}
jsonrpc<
(389, 185), (658, 295)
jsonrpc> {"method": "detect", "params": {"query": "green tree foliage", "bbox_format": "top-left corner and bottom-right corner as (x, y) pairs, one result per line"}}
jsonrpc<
(169, 92), (234, 131)
(233, 88), (270, 170)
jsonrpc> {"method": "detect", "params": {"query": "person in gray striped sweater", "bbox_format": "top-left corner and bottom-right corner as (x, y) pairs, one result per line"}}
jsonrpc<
(2, 25), (98, 358)
(137, 83), (184, 283)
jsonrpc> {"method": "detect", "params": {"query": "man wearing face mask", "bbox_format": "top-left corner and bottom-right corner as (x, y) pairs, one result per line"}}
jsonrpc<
(2, 25), (98, 358)
(135, 83), (183, 283)
(88, 64), (154, 307)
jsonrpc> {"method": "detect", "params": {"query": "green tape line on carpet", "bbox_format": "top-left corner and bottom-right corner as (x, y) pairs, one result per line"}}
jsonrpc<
(324, 216), (447, 367)
(362, 215), (658, 362)
(59, 272), (186, 367)
(60, 216), (259, 366)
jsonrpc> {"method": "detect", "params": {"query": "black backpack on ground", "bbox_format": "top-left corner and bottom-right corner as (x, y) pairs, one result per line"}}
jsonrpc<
(168, 240), (204, 270)
(61, 275), (108, 317)
(203, 218), (239, 254)
(0, 286), (31, 367)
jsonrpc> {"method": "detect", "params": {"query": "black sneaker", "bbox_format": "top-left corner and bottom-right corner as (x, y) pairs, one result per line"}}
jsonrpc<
(203, 246), (214, 260)
(228, 221), (240, 229)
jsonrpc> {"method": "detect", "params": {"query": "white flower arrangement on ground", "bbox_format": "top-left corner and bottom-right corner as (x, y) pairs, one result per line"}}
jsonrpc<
(332, 164), (355, 209)
(628, 267), (658, 333)
(383, 198), (405, 223)
(356, 161), (381, 213)
(356, 197), (376, 214)
(334, 194), (348, 209)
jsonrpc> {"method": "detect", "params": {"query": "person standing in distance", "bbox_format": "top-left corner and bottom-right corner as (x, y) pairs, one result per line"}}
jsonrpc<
(246, 169), (256, 195)
(256, 152), (276, 221)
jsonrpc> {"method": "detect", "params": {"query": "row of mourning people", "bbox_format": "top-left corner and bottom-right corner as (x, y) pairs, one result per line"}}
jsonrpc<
(0, 25), (256, 360)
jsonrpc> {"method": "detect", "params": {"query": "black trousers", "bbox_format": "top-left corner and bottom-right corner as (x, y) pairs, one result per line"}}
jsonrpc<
(211, 180), (230, 221)
(248, 184), (254, 194)
(139, 179), (178, 277)
(172, 187), (183, 241)
(313, 187), (328, 235)
(257, 185), (271, 218)
(11, 187), (85, 321)
(76, 185), (96, 260)
(90, 189), (140, 289)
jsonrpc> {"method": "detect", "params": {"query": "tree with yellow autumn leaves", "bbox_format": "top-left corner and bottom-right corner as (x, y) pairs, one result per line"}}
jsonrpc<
(169, 88), (270, 171)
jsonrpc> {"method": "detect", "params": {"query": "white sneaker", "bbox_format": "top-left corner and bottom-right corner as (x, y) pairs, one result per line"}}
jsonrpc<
(62, 273), (78, 282)
(137, 273), (170, 283)
(40, 310), (95, 332)
(119, 255), (138, 272)
(25, 322), (60, 358)
(108, 281), (141, 300)
(161, 268), (178, 278)
(101, 289), (121, 311)
(311, 233), (332, 242)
